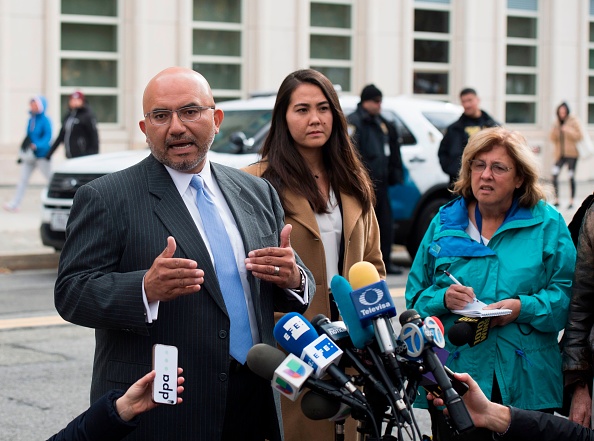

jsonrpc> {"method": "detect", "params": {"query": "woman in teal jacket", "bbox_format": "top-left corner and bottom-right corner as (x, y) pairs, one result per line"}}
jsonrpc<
(406, 127), (576, 441)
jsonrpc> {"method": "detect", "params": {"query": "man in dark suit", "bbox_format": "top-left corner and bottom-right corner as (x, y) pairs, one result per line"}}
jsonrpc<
(54, 67), (315, 441)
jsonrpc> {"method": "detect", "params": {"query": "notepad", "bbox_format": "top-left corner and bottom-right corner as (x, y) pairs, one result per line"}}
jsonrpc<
(452, 298), (512, 318)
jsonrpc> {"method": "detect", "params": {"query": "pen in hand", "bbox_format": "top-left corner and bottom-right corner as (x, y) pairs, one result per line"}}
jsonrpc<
(444, 270), (462, 286)
(444, 270), (478, 305)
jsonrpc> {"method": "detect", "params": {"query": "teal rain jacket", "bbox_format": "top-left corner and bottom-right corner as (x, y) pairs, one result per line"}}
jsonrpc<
(406, 196), (576, 410)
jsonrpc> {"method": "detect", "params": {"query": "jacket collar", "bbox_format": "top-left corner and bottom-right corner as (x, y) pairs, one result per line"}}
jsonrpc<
(430, 196), (539, 258)
(439, 196), (535, 233)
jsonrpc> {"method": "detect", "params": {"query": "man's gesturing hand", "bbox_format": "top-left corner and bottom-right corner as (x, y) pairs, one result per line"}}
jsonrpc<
(144, 236), (204, 303)
(245, 224), (302, 290)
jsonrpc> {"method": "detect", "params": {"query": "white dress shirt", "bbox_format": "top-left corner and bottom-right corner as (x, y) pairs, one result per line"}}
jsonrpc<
(142, 159), (308, 343)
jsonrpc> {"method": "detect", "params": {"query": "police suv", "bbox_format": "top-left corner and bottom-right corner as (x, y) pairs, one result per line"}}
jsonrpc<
(40, 94), (461, 259)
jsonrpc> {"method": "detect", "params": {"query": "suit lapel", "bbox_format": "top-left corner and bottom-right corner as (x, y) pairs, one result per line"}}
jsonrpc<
(145, 155), (228, 315)
(211, 164), (261, 251)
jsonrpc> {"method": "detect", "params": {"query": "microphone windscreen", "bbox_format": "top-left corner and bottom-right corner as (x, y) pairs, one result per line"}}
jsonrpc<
(399, 309), (422, 327)
(301, 390), (342, 420)
(348, 261), (380, 290)
(246, 343), (287, 381)
(430, 316), (445, 335)
(273, 312), (319, 355)
(311, 314), (330, 330)
(331, 275), (374, 349)
(448, 322), (474, 347)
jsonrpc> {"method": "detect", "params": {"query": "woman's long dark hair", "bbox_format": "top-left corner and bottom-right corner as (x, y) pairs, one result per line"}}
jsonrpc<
(260, 69), (374, 215)
(557, 102), (570, 124)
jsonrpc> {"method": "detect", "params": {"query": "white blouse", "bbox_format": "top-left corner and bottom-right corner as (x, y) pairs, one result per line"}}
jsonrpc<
(314, 189), (343, 287)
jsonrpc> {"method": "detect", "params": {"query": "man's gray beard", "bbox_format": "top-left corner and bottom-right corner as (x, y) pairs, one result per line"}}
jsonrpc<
(147, 130), (216, 172)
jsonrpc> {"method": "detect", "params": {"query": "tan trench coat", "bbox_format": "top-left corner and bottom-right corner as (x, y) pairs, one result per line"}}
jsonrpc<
(550, 114), (582, 160)
(243, 162), (385, 441)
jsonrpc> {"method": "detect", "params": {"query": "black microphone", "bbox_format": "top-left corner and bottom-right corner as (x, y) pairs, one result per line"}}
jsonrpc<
(448, 317), (491, 347)
(399, 310), (474, 434)
(301, 390), (351, 421)
(246, 343), (369, 414)
(399, 309), (423, 327)
(423, 349), (474, 434)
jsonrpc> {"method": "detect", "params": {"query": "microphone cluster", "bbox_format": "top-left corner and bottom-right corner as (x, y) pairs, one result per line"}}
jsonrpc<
(246, 262), (475, 440)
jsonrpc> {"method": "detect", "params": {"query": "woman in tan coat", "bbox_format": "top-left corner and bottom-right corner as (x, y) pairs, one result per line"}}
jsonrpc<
(243, 69), (385, 441)
(550, 102), (583, 208)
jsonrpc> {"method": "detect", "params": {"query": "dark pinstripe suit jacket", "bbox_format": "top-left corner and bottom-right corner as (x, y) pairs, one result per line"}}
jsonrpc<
(54, 154), (314, 440)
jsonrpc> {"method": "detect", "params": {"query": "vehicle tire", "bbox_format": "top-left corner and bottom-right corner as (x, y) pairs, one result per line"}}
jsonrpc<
(406, 197), (450, 260)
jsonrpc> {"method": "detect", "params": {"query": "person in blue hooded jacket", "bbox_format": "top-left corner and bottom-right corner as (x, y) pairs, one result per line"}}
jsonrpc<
(4, 95), (52, 212)
(406, 127), (576, 441)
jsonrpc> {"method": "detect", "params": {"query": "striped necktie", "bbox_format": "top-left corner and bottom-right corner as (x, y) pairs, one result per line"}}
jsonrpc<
(190, 175), (253, 364)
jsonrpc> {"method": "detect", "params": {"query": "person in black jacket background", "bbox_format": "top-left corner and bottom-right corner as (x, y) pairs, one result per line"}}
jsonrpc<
(46, 91), (99, 159)
(438, 88), (498, 186)
(347, 84), (404, 274)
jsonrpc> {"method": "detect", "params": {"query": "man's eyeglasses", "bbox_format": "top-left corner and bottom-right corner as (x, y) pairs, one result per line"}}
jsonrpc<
(144, 105), (215, 126)
(468, 159), (513, 176)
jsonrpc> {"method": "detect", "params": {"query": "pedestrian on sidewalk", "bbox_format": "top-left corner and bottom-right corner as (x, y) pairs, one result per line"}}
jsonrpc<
(4, 96), (53, 212)
(550, 102), (583, 209)
(46, 90), (99, 160)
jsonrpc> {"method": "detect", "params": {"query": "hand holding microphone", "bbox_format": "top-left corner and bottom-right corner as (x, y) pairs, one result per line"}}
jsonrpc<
(399, 309), (474, 434)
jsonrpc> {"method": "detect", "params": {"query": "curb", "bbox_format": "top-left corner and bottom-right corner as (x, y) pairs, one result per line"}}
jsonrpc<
(0, 253), (60, 272)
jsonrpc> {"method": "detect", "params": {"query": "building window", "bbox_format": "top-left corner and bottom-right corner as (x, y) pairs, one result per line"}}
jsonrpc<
(413, 0), (451, 96)
(505, 0), (539, 123)
(60, 0), (120, 124)
(192, 0), (243, 101)
(309, 1), (353, 91)
(588, 1), (594, 123)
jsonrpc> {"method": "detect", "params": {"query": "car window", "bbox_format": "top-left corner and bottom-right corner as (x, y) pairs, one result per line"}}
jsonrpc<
(421, 111), (460, 135)
(381, 111), (416, 146)
(211, 109), (272, 154)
